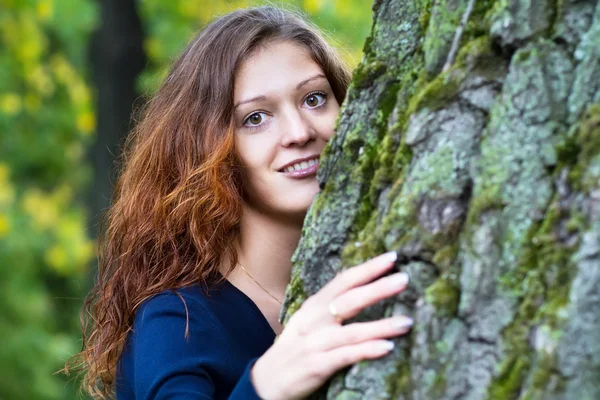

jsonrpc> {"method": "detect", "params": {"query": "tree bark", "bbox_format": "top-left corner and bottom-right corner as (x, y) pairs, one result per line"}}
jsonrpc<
(282, 0), (600, 399)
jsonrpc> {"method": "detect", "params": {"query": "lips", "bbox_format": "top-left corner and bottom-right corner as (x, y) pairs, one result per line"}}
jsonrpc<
(277, 155), (320, 178)
(282, 158), (318, 173)
(277, 155), (319, 172)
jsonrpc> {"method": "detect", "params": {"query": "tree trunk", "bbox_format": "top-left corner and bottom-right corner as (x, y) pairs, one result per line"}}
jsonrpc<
(88, 0), (145, 236)
(281, 0), (600, 399)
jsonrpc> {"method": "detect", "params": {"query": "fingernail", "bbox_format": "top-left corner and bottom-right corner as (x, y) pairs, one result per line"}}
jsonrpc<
(389, 272), (409, 289)
(382, 251), (397, 263)
(378, 340), (395, 351)
(391, 316), (414, 331)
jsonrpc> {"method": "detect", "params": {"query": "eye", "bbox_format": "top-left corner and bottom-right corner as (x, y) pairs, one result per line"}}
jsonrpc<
(303, 91), (327, 109)
(243, 112), (268, 128)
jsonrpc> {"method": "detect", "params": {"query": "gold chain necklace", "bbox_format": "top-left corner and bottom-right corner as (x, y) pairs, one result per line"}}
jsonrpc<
(237, 263), (283, 305)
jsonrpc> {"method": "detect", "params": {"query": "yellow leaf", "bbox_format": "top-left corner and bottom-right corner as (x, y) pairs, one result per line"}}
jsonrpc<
(75, 240), (95, 266)
(0, 214), (10, 238)
(304, 0), (323, 14)
(76, 110), (96, 135)
(145, 38), (162, 61)
(0, 165), (8, 182)
(22, 187), (70, 231)
(27, 65), (55, 97)
(36, 0), (54, 21)
(0, 185), (15, 207)
(71, 83), (91, 105)
(45, 244), (68, 274)
(178, 0), (201, 18)
(0, 93), (22, 115)
(50, 54), (74, 83)
(53, 213), (95, 273)
(17, 13), (47, 62)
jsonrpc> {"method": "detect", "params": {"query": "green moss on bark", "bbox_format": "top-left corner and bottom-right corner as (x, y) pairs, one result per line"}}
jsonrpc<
(282, 271), (307, 324)
(288, 0), (600, 397)
(569, 104), (600, 191)
(487, 148), (588, 396)
(405, 35), (501, 121)
(488, 356), (530, 399)
(385, 360), (412, 399)
(432, 244), (460, 271)
(425, 278), (460, 316)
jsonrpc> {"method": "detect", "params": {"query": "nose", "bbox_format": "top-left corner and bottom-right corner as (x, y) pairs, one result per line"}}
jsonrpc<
(280, 107), (315, 147)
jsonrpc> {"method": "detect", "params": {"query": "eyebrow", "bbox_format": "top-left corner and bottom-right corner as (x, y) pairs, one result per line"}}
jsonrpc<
(296, 73), (327, 90)
(234, 74), (327, 110)
(234, 95), (267, 110)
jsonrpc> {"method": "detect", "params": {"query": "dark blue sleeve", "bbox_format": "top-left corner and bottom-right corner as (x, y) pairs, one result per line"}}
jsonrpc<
(130, 293), (263, 399)
(229, 358), (262, 399)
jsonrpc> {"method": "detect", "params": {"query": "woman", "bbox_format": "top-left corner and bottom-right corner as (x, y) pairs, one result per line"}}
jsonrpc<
(69, 6), (413, 399)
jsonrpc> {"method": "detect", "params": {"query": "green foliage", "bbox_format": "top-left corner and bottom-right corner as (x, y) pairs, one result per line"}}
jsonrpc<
(0, 0), (97, 398)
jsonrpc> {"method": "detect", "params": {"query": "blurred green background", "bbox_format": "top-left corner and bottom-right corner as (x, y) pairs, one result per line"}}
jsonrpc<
(0, 0), (372, 398)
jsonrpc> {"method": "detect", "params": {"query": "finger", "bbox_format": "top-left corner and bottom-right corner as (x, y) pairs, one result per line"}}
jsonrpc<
(316, 339), (396, 376)
(331, 271), (409, 321)
(316, 251), (398, 301)
(312, 315), (413, 351)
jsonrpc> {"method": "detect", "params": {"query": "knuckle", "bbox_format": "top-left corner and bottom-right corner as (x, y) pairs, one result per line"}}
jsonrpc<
(339, 298), (358, 318)
(295, 323), (310, 337)
(344, 299), (360, 315)
(286, 315), (310, 337)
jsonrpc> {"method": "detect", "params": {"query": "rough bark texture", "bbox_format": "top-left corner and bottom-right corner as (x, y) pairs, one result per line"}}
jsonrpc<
(281, 0), (600, 399)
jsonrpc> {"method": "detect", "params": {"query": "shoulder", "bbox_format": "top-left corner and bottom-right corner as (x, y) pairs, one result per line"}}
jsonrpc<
(119, 285), (234, 399)
(126, 285), (232, 367)
(136, 286), (210, 317)
(134, 285), (221, 334)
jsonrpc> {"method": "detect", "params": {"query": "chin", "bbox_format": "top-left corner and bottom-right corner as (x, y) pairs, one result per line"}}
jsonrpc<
(267, 194), (316, 224)
(247, 183), (320, 221)
(291, 190), (319, 211)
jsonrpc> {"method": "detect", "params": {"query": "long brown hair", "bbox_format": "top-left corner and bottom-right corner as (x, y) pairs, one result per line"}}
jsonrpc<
(66, 5), (351, 399)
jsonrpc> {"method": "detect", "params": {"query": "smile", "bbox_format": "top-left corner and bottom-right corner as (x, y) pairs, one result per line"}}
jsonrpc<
(283, 158), (319, 173)
(278, 156), (320, 178)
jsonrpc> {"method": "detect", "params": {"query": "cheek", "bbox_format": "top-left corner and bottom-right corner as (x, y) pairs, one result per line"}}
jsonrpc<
(236, 134), (274, 174)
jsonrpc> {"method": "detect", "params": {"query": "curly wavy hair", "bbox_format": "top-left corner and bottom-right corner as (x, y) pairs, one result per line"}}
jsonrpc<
(64, 5), (351, 398)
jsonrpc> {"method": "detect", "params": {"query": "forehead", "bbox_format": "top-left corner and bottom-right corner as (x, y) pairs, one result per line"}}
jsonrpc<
(234, 41), (326, 100)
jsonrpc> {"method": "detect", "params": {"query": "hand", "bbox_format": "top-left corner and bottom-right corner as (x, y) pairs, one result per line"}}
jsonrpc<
(251, 251), (412, 400)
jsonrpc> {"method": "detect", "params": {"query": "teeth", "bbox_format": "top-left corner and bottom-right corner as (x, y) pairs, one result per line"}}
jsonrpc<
(284, 158), (319, 173)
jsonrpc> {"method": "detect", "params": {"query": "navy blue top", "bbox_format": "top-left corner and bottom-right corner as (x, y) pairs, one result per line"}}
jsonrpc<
(116, 279), (276, 399)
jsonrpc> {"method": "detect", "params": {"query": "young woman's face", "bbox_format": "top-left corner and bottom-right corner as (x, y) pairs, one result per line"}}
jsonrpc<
(233, 40), (340, 221)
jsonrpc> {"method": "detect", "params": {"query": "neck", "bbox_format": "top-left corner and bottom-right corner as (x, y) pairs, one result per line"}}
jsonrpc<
(233, 204), (303, 299)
